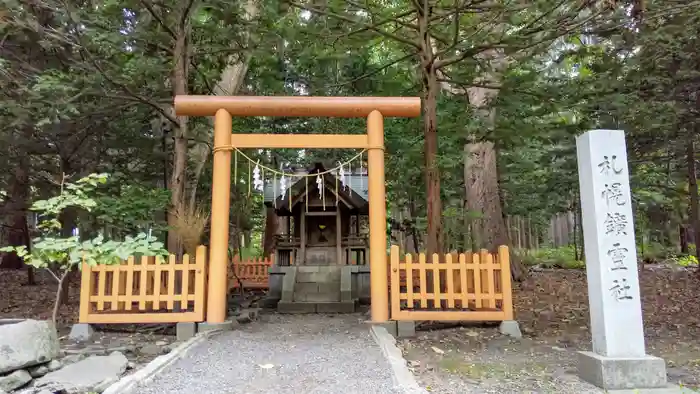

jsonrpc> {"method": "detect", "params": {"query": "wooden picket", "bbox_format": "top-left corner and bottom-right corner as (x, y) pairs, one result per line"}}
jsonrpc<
(79, 246), (208, 324)
(228, 255), (274, 290)
(389, 245), (514, 321)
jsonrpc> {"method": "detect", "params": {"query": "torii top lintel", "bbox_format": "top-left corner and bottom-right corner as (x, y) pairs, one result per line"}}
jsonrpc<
(174, 95), (421, 118)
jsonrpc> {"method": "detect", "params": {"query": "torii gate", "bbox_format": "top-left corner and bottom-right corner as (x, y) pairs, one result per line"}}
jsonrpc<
(174, 96), (421, 323)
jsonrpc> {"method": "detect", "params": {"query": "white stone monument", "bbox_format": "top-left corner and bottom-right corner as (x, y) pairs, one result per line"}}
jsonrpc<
(576, 130), (668, 390)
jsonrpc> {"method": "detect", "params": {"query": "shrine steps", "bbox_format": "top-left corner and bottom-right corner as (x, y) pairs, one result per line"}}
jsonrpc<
(276, 266), (357, 314)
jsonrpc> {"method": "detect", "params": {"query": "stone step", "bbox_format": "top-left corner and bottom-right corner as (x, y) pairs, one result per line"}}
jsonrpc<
(277, 301), (356, 314)
(293, 282), (340, 295)
(294, 292), (340, 302)
(295, 271), (341, 283)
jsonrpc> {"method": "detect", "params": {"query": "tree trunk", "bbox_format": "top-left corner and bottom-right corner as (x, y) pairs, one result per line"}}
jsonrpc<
(465, 141), (525, 279)
(1, 155), (30, 269)
(421, 67), (442, 255)
(687, 137), (700, 271)
(167, 15), (190, 253)
(262, 207), (277, 257)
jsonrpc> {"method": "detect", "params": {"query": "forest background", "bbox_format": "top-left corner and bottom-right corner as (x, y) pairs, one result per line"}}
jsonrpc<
(2, 0), (699, 281)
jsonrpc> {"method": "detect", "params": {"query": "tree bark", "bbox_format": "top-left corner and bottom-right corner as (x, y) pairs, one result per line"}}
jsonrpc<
(1, 159), (30, 269)
(687, 135), (700, 270)
(167, 10), (191, 253)
(262, 207), (277, 257)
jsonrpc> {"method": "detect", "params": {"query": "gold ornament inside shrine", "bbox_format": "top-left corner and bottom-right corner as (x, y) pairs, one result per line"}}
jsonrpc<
(174, 95), (421, 324)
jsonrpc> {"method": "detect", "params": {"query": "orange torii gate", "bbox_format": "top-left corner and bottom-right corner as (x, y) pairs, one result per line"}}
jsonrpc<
(174, 96), (421, 324)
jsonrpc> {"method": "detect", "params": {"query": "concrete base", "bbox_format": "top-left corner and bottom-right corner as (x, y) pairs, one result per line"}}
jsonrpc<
(365, 320), (398, 337)
(197, 320), (236, 333)
(606, 386), (698, 394)
(278, 301), (355, 313)
(396, 321), (416, 338)
(277, 301), (317, 313)
(578, 351), (667, 390)
(69, 323), (95, 342)
(316, 301), (356, 313)
(176, 322), (197, 341)
(499, 320), (522, 338)
(363, 320), (416, 338)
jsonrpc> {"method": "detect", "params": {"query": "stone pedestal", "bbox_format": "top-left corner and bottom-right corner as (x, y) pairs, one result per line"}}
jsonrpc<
(576, 130), (668, 390)
(578, 351), (667, 390)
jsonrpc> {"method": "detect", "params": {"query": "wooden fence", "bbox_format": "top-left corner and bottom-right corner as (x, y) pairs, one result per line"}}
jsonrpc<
(228, 255), (274, 291)
(389, 245), (514, 322)
(79, 246), (207, 324)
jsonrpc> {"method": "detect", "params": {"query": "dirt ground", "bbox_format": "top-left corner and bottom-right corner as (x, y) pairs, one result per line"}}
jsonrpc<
(3, 265), (700, 393)
(400, 265), (700, 393)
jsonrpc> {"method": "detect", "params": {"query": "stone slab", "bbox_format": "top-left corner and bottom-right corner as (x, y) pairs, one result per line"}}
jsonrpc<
(315, 301), (355, 313)
(35, 351), (128, 393)
(0, 369), (32, 392)
(176, 322), (197, 341)
(296, 271), (340, 283)
(294, 282), (319, 294)
(317, 282), (339, 294)
(370, 325), (428, 394)
(303, 292), (341, 302)
(365, 320), (398, 337)
(280, 268), (297, 302)
(578, 351), (667, 390)
(0, 319), (60, 374)
(197, 320), (236, 333)
(277, 301), (317, 313)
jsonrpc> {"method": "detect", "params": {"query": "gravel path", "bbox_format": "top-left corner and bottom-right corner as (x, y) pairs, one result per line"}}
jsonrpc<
(134, 313), (405, 394)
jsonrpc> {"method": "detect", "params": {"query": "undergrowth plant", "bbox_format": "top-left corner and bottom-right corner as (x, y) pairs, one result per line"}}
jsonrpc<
(0, 173), (167, 325)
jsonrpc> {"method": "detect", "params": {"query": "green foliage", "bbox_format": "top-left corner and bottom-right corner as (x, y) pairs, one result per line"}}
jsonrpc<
(93, 180), (170, 236)
(676, 254), (699, 267)
(1, 173), (167, 274)
(519, 246), (585, 269)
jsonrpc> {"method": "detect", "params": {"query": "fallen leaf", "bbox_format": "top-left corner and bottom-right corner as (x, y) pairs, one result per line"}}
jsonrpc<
(465, 330), (479, 337)
(431, 346), (445, 354)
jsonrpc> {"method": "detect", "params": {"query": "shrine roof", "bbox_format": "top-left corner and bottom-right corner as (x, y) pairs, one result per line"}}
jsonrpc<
(263, 163), (368, 213)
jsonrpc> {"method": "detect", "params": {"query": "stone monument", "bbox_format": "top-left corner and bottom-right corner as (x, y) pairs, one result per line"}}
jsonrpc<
(576, 130), (668, 390)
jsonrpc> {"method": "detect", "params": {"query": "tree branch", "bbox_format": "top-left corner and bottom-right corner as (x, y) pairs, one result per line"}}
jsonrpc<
(327, 52), (417, 88)
(288, 1), (421, 50)
(139, 0), (177, 40)
(435, 8), (604, 70)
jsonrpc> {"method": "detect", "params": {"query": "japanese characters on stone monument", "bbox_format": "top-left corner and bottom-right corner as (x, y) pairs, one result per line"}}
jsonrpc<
(576, 130), (667, 390)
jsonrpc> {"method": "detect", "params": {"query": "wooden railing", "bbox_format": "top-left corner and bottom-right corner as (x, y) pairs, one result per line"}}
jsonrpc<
(228, 255), (274, 290)
(389, 245), (514, 322)
(274, 234), (300, 246)
(79, 246), (207, 324)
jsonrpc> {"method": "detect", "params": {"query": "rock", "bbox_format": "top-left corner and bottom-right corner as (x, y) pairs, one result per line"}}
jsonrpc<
(46, 360), (62, 372)
(0, 320), (60, 374)
(34, 351), (128, 393)
(59, 354), (84, 366)
(28, 364), (50, 378)
(0, 369), (32, 392)
(93, 376), (118, 392)
(138, 344), (164, 356)
(64, 347), (106, 356)
(154, 341), (168, 347)
(235, 312), (253, 324)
